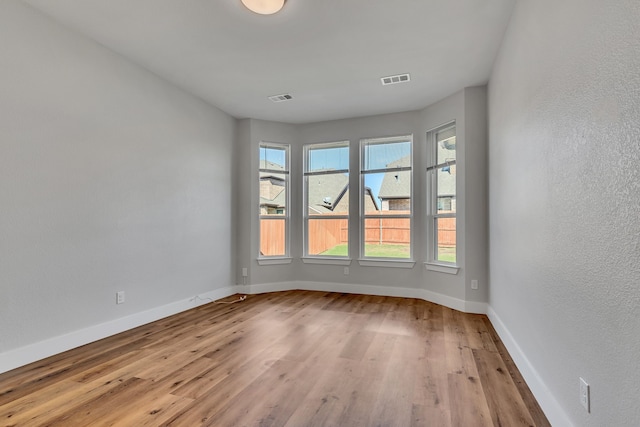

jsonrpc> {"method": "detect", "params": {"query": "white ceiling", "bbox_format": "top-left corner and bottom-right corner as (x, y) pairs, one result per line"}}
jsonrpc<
(24, 0), (516, 124)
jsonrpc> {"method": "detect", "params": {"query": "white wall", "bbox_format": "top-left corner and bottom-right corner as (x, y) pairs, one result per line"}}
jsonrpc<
(0, 1), (236, 372)
(488, 0), (640, 425)
(235, 89), (489, 312)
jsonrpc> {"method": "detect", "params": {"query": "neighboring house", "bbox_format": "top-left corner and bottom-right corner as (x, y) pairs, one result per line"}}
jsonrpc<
(378, 154), (456, 212)
(260, 159), (286, 214)
(307, 173), (349, 214)
(378, 157), (411, 211)
(307, 172), (378, 215)
(259, 183), (285, 214)
(435, 134), (457, 212)
(435, 164), (456, 212)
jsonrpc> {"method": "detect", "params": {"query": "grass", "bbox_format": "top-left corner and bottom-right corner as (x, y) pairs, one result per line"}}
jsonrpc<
(321, 243), (410, 258)
(321, 243), (457, 263)
(437, 247), (457, 263)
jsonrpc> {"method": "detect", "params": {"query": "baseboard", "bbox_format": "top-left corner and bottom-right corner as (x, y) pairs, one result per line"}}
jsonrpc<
(0, 286), (237, 375)
(237, 280), (487, 314)
(487, 306), (573, 427)
(1, 282), (486, 375)
(2, 282), (568, 425)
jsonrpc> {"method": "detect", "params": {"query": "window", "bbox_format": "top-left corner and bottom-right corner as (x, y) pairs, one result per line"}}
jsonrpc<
(304, 141), (350, 258)
(259, 142), (289, 258)
(360, 136), (412, 259)
(427, 124), (457, 264)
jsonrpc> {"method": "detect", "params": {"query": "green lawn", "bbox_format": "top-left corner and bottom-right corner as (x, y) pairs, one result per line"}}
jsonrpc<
(437, 247), (457, 263)
(321, 243), (410, 258)
(321, 243), (457, 263)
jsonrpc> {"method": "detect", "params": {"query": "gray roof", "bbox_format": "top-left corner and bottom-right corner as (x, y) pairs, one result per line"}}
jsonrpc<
(379, 156), (411, 199)
(379, 170), (411, 199)
(259, 159), (284, 171)
(436, 166), (456, 197)
(260, 172), (286, 208)
(260, 186), (286, 208)
(378, 155), (455, 199)
(307, 173), (348, 212)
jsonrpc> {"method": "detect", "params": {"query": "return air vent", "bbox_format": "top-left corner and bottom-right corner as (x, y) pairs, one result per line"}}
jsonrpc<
(268, 93), (293, 102)
(381, 73), (411, 86)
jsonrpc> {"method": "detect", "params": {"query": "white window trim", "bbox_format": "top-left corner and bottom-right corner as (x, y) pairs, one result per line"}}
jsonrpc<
(303, 141), (350, 259)
(359, 135), (414, 262)
(359, 259), (416, 269)
(301, 257), (351, 266)
(426, 123), (458, 267)
(258, 141), (291, 260)
(424, 262), (459, 274)
(258, 257), (293, 266)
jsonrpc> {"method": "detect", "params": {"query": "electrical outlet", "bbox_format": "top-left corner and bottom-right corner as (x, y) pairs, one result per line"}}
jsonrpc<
(242, 267), (248, 277)
(580, 377), (590, 412)
(116, 291), (125, 305)
(471, 279), (478, 290)
(343, 267), (349, 275)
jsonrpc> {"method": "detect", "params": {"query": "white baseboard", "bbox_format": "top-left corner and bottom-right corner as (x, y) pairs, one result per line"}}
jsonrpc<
(0, 286), (237, 375)
(487, 306), (573, 427)
(2, 280), (569, 426)
(237, 280), (487, 314)
(1, 282), (486, 375)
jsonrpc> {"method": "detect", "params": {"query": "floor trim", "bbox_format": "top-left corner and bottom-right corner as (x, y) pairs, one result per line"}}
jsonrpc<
(237, 280), (488, 315)
(0, 286), (236, 374)
(487, 306), (573, 427)
(1, 280), (566, 427)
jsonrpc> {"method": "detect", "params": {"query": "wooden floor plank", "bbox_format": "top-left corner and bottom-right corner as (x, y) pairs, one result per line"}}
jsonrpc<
(473, 348), (536, 427)
(0, 290), (550, 427)
(482, 317), (550, 427)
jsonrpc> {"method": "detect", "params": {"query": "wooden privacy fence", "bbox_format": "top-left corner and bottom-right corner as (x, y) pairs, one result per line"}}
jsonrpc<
(260, 213), (456, 256)
(307, 217), (347, 255)
(260, 219), (285, 256)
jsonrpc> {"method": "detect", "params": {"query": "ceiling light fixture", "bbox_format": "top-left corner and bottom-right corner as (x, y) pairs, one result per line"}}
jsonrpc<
(241, 0), (286, 15)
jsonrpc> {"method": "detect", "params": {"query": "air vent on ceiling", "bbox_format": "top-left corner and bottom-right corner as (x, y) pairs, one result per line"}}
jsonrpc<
(268, 93), (293, 103)
(381, 73), (411, 86)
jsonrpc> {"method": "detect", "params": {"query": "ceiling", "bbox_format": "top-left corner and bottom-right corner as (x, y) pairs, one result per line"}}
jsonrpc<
(24, 0), (516, 124)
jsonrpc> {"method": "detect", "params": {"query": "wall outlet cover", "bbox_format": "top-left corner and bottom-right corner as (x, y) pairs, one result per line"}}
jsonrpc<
(580, 377), (590, 412)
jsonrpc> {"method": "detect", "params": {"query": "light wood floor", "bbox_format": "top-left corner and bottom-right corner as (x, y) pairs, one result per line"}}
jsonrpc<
(0, 291), (549, 427)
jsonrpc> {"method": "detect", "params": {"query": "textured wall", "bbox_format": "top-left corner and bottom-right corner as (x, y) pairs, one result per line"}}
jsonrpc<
(488, 0), (640, 425)
(0, 1), (235, 355)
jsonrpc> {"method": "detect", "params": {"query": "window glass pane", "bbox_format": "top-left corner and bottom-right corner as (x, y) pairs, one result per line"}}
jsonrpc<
(363, 217), (410, 258)
(307, 173), (349, 215)
(307, 218), (348, 256)
(363, 140), (411, 171)
(260, 172), (286, 215)
(363, 172), (410, 215)
(308, 145), (349, 172)
(436, 164), (456, 214)
(436, 217), (456, 263)
(436, 132), (456, 165)
(260, 219), (286, 256)
(260, 146), (287, 170)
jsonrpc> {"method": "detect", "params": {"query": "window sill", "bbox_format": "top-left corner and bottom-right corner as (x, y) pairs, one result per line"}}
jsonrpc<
(257, 257), (293, 266)
(424, 262), (459, 275)
(302, 257), (352, 266)
(358, 259), (415, 269)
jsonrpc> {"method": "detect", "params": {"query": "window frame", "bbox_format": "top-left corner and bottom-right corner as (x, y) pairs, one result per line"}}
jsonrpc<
(359, 135), (414, 265)
(302, 140), (351, 261)
(258, 141), (291, 262)
(426, 123), (458, 270)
